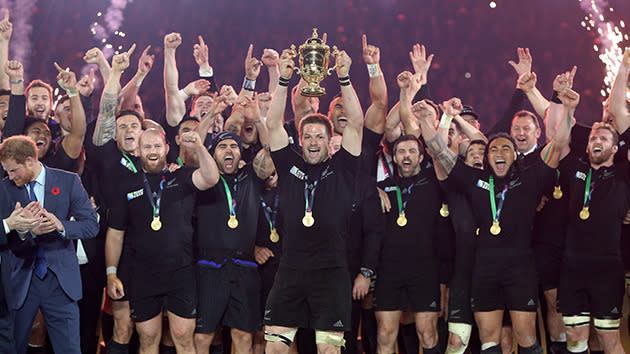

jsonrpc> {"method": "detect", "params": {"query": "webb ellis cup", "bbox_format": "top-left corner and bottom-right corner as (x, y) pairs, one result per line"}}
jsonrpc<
(289, 28), (340, 97)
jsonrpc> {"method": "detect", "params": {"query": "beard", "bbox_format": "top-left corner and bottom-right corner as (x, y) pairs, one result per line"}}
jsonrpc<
(589, 147), (615, 165)
(141, 155), (167, 174)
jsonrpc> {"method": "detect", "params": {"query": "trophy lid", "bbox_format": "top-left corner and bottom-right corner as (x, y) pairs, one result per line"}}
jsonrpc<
(306, 28), (323, 45)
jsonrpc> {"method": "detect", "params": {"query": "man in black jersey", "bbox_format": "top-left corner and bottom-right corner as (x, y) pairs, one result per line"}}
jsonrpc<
(89, 45), (145, 354)
(413, 95), (571, 354)
(194, 102), (275, 354)
(263, 46), (363, 354)
(106, 128), (219, 354)
(375, 135), (442, 354)
(555, 50), (630, 354)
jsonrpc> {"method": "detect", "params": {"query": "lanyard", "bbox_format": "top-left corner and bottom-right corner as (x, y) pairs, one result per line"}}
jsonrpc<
(220, 175), (237, 216)
(304, 179), (319, 215)
(122, 153), (138, 173)
(142, 171), (166, 218)
(583, 168), (593, 208)
(176, 156), (184, 166)
(489, 175), (508, 223)
(395, 183), (414, 216)
(261, 191), (280, 231)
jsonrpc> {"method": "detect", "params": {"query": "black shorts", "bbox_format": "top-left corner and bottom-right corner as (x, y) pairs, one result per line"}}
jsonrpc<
(129, 267), (197, 323)
(533, 243), (563, 291)
(621, 225), (630, 271)
(264, 266), (351, 332)
(259, 260), (280, 315)
(471, 254), (538, 312)
(558, 259), (624, 318)
(375, 261), (440, 313)
(196, 260), (261, 333)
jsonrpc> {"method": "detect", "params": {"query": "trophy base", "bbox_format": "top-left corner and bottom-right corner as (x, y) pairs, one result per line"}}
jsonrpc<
(301, 86), (326, 97)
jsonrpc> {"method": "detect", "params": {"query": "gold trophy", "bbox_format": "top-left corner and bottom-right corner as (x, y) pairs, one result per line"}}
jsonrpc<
(289, 28), (339, 97)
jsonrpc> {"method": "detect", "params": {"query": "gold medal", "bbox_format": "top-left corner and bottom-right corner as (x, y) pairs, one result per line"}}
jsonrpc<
(397, 213), (408, 227)
(151, 216), (162, 231)
(270, 228), (279, 243)
(440, 203), (450, 217)
(490, 221), (501, 236)
(228, 214), (239, 229)
(579, 206), (590, 220)
(302, 211), (315, 227)
(475, 228), (479, 236)
(553, 185), (563, 199)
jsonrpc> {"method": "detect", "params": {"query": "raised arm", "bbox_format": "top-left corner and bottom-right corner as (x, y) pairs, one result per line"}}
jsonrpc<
(546, 67), (577, 141)
(164, 33), (186, 127)
(335, 50), (363, 156)
(242, 95), (275, 180)
(3, 60), (25, 140)
(266, 49), (292, 151)
(412, 100), (457, 176)
(180, 130), (220, 190)
(83, 47), (111, 83)
(54, 63), (86, 159)
(0, 9), (11, 90)
(362, 34), (387, 134)
(438, 97), (464, 145)
(120, 45), (154, 112)
(261, 48), (280, 95)
(240, 44), (261, 98)
(608, 48), (630, 133)
(540, 87), (577, 168)
(397, 71), (422, 138)
(384, 103), (402, 143)
(93, 44), (135, 146)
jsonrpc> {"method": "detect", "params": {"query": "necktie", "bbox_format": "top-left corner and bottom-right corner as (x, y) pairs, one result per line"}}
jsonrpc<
(28, 181), (47, 280)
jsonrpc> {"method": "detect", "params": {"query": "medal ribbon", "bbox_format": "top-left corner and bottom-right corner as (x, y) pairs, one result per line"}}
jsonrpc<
(220, 175), (237, 217)
(142, 170), (166, 219)
(176, 156), (184, 166)
(122, 152), (138, 173)
(304, 166), (327, 216)
(555, 169), (561, 188)
(395, 183), (414, 216)
(489, 175), (508, 223)
(261, 191), (280, 231)
(583, 168), (593, 209)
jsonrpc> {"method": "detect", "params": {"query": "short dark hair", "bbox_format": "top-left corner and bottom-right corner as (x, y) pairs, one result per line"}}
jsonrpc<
(25, 80), (53, 100)
(466, 139), (487, 155)
(116, 110), (143, 125)
(0, 135), (38, 163)
(485, 132), (517, 159)
(299, 113), (333, 140)
(392, 134), (425, 156)
(512, 110), (540, 130)
(57, 94), (70, 108)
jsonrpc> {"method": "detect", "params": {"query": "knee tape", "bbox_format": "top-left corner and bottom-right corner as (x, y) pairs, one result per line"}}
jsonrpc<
(566, 339), (588, 353)
(315, 331), (346, 348)
(447, 322), (472, 352)
(563, 313), (590, 328)
(264, 329), (297, 347)
(593, 317), (620, 332)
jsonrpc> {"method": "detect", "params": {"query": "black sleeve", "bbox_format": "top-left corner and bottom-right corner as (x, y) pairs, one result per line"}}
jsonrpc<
(335, 146), (361, 176)
(270, 146), (294, 179)
(412, 84), (431, 104)
(200, 74), (218, 94)
(3, 94), (26, 139)
(486, 89), (527, 136)
(107, 183), (129, 231)
(359, 182), (385, 272)
(80, 93), (95, 123)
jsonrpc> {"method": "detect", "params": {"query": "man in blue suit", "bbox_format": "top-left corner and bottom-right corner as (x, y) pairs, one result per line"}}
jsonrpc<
(0, 135), (99, 353)
(0, 187), (43, 354)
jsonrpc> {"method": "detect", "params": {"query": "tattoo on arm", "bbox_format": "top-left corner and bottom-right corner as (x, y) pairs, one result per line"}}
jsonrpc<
(425, 135), (456, 172)
(93, 92), (118, 146)
(253, 150), (269, 177)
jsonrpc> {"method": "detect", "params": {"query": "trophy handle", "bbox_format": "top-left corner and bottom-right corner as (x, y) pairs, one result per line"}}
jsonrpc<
(288, 45), (297, 58)
(327, 46), (341, 76)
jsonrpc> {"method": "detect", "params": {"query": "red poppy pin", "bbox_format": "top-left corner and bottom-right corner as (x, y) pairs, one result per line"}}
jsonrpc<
(51, 187), (60, 196)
